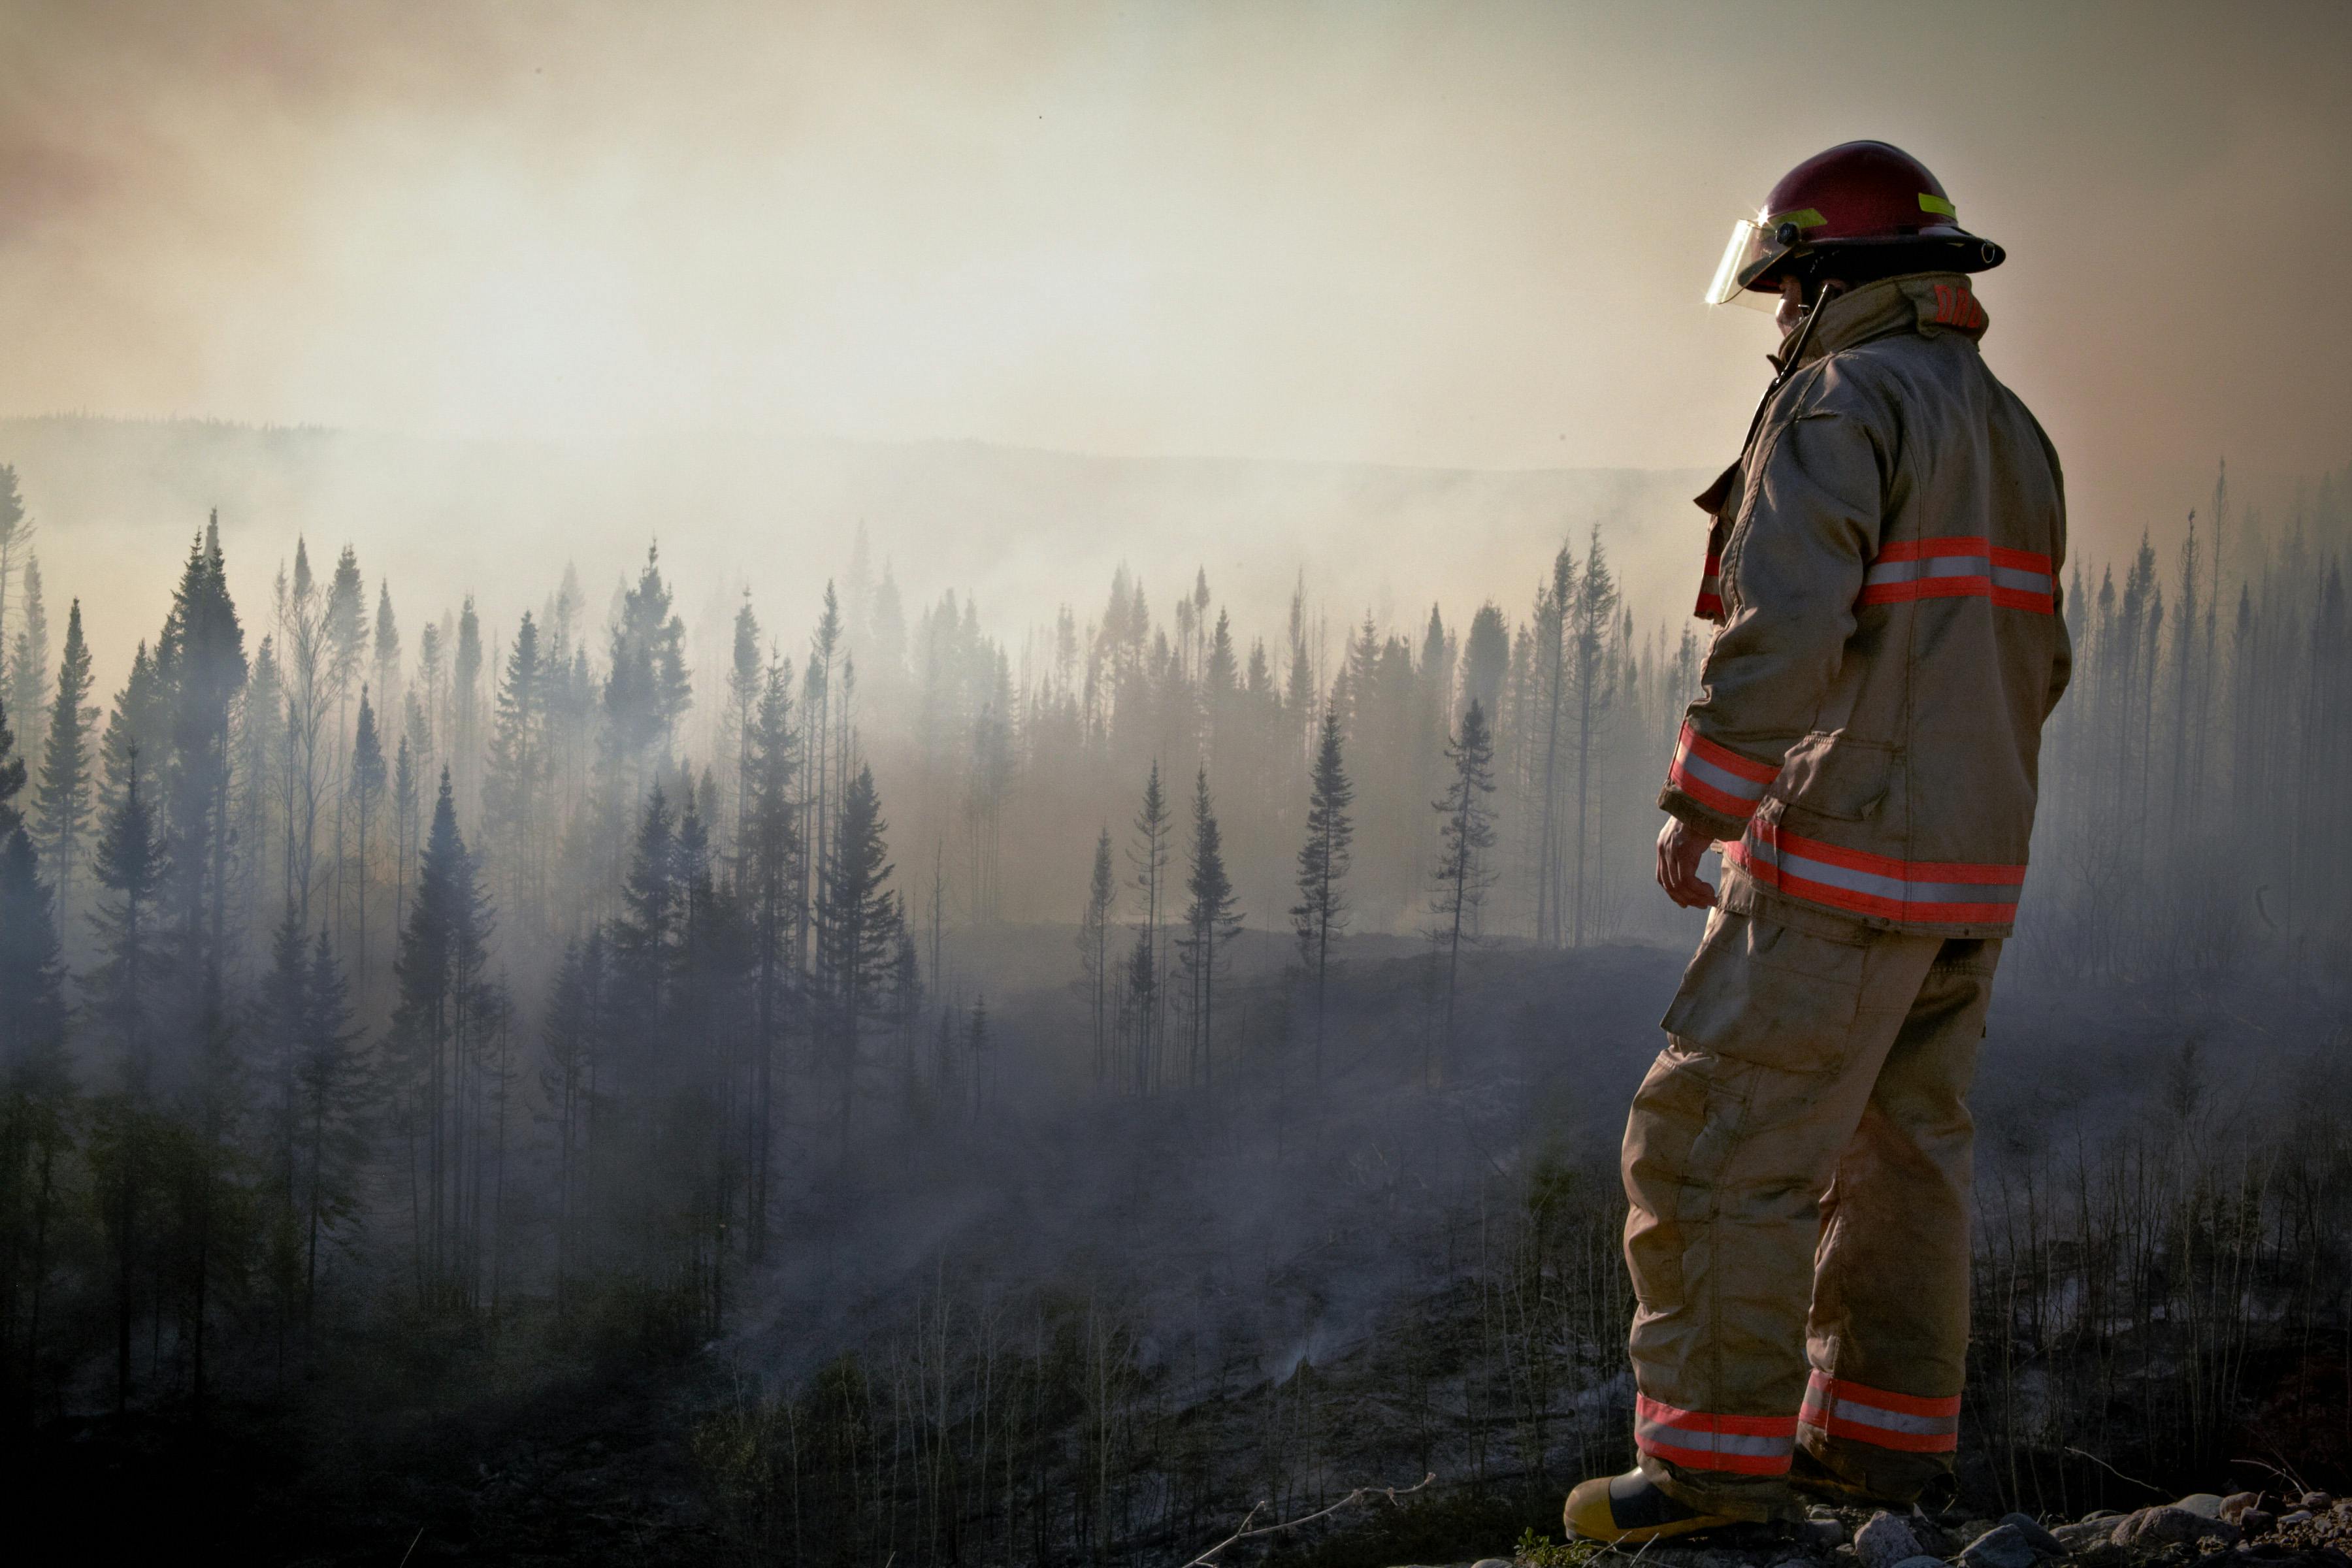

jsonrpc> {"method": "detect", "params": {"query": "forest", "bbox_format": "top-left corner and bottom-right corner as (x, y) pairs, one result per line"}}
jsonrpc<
(0, 451), (2348, 1563)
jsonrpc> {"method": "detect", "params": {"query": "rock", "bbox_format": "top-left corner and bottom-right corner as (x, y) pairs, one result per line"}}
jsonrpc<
(1806, 1520), (1850, 1549)
(2054, 1520), (2117, 1550)
(2178, 1495), (2228, 1520)
(2110, 1507), (2242, 1550)
(2300, 1494), (2335, 1511)
(1469, 1560), (1512, 1567)
(2221, 1494), (2263, 1524)
(1859, 1512), (1927, 1568)
(1960, 1523), (2045, 1568)
(2279, 1511), (2313, 1527)
(2083, 1511), (2123, 1522)
(1997, 1514), (2067, 1556)
(1885, 1556), (1950, 1568)
(2238, 1510), (2274, 1537)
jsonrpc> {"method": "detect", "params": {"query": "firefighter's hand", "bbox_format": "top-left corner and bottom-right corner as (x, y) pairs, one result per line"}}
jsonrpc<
(1656, 817), (1718, 909)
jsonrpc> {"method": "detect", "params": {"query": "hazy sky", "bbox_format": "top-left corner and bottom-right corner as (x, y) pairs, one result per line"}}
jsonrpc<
(1, 0), (2345, 552)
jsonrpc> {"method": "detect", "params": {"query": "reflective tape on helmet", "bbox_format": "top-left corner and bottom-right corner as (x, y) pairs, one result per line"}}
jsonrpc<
(1917, 192), (1957, 218)
(1799, 1371), (1960, 1454)
(1727, 821), (2026, 925)
(1635, 1394), (1797, 1476)
(1769, 206), (1829, 230)
(1859, 536), (2053, 614)
(1667, 721), (1777, 823)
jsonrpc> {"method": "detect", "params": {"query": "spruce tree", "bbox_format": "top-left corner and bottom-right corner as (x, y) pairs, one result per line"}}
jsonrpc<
(34, 599), (94, 917)
(156, 518), (247, 966)
(1127, 763), (1170, 1094)
(742, 657), (798, 1260)
(350, 687), (386, 992)
(297, 928), (362, 1313)
(1430, 699), (1498, 1079)
(1290, 707), (1354, 1081)
(814, 764), (901, 1144)
(1177, 767), (1241, 1090)
(481, 613), (546, 931)
(7, 552), (47, 781)
(1076, 827), (1115, 1088)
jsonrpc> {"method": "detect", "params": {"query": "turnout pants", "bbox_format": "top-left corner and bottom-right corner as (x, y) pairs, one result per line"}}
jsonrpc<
(1621, 906), (1999, 1517)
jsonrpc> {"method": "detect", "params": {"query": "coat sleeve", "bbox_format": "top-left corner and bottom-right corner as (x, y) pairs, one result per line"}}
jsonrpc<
(1659, 385), (1886, 838)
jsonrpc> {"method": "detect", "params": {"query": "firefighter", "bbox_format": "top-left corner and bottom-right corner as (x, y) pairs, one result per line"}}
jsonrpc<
(1565, 141), (2071, 1542)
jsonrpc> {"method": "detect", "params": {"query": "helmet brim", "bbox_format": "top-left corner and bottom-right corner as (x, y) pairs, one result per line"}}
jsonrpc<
(1737, 229), (2006, 294)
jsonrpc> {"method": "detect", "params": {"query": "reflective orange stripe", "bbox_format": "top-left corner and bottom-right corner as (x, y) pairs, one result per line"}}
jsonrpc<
(1800, 1372), (1960, 1454)
(1635, 1394), (1796, 1476)
(1666, 721), (1778, 823)
(1861, 535), (2054, 614)
(1727, 820), (2025, 924)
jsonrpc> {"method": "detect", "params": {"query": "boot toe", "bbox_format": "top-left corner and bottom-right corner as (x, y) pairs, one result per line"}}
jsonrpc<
(1564, 1468), (1740, 1543)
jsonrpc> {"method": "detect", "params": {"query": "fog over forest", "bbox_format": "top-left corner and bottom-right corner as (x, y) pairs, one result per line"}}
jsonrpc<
(3, 2), (2350, 1561)
(1, 416), (2348, 1561)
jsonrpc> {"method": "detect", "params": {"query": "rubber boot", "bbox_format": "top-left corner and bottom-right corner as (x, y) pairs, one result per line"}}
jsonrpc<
(1564, 1468), (1742, 1544)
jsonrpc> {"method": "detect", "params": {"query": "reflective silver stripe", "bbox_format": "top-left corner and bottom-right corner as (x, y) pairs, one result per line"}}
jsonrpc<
(1810, 1397), (1957, 1437)
(1767, 843), (2021, 907)
(1635, 1418), (1792, 1458)
(1864, 557), (2052, 595)
(1676, 749), (1767, 802)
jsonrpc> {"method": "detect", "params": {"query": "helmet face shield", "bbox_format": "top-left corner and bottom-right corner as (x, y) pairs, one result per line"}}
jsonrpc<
(1706, 218), (1781, 308)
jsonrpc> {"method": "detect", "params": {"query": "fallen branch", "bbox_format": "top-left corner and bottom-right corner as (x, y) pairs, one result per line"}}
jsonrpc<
(1184, 1473), (1436, 1567)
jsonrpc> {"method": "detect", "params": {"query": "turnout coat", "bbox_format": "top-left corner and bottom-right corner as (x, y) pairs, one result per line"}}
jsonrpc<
(1660, 273), (2072, 939)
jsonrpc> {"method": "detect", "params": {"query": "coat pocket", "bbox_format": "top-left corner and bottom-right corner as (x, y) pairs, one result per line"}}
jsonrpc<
(1660, 908), (1869, 1071)
(1774, 731), (1898, 823)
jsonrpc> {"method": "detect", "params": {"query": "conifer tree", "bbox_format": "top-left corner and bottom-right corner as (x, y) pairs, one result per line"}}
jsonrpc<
(1568, 524), (1620, 947)
(33, 600), (93, 921)
(350, 689), (386, 992)
(387, 768), (498, 1313)
(1430, 699), (1498, 1077)
(1177, 767), (1241, 1089)
(155, 519), (248, 968)
(325, 546), (367, 940)
(742, 657), (798, 1260)
(1076, 827), (1115, 1088)
(482, 613), (546, 931)
(7, 552), (47, 781)
(1290, 708), (1354, 1081)
(814, 764), (901, 1143)
(1127, 763), (1170, 1092)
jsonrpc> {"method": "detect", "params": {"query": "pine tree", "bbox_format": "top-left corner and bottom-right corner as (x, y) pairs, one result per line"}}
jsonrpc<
(481, 613), (546, 933)
(33, 599), (94, 922)
(349, 688), (386, 993)
(1290, 707), (1354, 1082)
(742, 656), (798, 1262)
(1127, 763), (1171, 1093)
(1076, 827), (1115, 1089)
(155, 519), (248, 969)
(1429, 699), (1498, 1080)
(814, 764), (902, 1145)
(1569, 523), (1620, 946)
(7, 552), (48, 782)
(325, 546), (367, 943)
(386, 768), (498, 1313)
(1177, 767), (1241, 1090)
(0, 466), (24, 667)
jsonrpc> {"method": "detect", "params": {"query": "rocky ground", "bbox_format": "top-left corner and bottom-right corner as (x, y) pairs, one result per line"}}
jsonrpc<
(1386, 1490), (2352, 1568)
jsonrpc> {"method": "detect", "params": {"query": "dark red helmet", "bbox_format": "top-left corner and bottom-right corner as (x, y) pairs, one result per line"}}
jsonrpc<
(1706, 140), (2005, 304)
